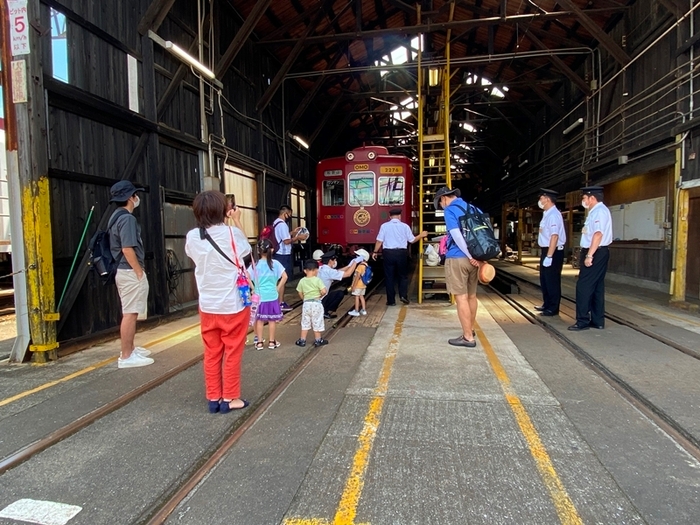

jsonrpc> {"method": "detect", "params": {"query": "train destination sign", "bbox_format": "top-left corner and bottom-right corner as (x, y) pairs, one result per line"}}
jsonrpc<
(380, 166), (403, 174)
(324, 169), (343, 177)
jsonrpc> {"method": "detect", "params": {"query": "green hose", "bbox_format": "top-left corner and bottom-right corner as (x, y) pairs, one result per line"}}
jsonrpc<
(58, 205), (95, 311)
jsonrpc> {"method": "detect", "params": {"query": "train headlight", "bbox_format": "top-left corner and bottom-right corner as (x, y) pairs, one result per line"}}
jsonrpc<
(367, 151), (376, 160)
(346, 152), (355, 161)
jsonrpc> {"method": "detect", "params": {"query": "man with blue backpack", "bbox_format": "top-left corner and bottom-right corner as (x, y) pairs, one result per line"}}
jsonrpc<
(435, 186), (490, 348)
(108, 181), (153, 368)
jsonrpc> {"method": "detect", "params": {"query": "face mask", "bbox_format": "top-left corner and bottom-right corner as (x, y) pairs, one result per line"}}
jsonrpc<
(133, 195), (140, 209)
(581, 200), (589, 209)
(537, 200), (545, 210)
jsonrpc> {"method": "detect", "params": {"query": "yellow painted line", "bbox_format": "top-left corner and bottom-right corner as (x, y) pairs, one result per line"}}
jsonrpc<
(284, 307), (407, 525)
(0, 321), (201, 409)
(475, 322), (583, 525)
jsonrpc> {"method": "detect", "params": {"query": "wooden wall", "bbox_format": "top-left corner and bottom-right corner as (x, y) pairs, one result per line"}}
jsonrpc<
(39, 0), (319, 340)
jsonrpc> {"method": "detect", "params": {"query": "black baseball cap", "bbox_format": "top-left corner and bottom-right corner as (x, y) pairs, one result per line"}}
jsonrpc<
(110, 180), (144, 202)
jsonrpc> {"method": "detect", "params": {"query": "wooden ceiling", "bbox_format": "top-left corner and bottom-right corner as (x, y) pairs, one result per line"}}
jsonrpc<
(224, 0), (631, 170)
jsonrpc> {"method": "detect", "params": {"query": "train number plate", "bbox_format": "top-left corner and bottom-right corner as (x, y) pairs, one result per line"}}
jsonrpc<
(380, 166), (403, 174)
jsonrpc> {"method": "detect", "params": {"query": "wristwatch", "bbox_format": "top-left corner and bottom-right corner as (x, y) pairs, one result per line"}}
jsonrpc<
(585, 255), (593, 259)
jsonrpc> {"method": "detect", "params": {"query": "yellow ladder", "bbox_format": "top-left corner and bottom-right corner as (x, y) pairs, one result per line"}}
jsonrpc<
(417, 32), (452, 303)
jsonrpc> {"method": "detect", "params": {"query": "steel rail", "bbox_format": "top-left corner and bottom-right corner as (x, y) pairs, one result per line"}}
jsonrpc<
(494, 267), (700, 361)
(142, 279), (385, 525)
(485, 281), (700, 463)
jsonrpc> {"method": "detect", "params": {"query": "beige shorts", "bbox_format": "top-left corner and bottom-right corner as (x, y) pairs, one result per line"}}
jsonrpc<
(351, 288), (366, 296)
(445, 257), (479, 296)
(115, 269), (149, 320)
(301, 301), (325, 332)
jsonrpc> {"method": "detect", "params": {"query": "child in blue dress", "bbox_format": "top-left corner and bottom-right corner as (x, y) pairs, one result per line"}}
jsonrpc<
(248, 239), (288, 349)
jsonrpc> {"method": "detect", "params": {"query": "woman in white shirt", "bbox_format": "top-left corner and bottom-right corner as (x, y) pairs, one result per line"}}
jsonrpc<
(185, 191), (251, 414)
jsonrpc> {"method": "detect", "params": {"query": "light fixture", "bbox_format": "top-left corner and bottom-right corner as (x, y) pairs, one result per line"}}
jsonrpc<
(518, 159), (528, 168)
(562, 117), (584, 136)
(428, 67), (440, 87)
(291, 134), (310, 149)
(428, 154), (435, 167)
(148, 31), (222, 87)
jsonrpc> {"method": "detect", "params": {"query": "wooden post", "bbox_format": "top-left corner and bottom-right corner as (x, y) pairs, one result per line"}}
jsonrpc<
(6, 0), (58, 361)
(671, 144), (688, 302)
(517, 207), (524, 263)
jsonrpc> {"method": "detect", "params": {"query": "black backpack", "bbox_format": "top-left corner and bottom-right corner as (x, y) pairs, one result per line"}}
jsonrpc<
(88, 208), (130, 285)
(452, 203), (501, 261)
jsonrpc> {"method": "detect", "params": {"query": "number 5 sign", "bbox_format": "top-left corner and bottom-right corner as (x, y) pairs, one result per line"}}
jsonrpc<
(8, 0), (30, 56)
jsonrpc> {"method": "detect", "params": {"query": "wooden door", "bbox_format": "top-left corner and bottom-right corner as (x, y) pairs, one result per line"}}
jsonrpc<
(687, 196), (700, 299)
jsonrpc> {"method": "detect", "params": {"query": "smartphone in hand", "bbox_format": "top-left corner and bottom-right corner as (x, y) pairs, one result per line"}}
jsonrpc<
(225, 193), (236, 210)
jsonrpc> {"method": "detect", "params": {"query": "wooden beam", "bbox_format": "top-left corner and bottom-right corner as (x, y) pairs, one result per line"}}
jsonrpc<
(256, 1), (330, 113)
(525, 31), (591, 96)
(528, 81), (565, 117)
(387, 0), (416, 15)
(137, 0), (176, 36)
(556, 0), (630, 65)
(260, 1), (320, 42)
(215, 0), (273, 77)
(257, 7), (628, 46)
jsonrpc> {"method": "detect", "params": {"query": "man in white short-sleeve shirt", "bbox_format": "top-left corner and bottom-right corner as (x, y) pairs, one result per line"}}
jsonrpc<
(273, 205), (304, 311)
(313, 249), (360, 318)
(569, 185), (613, 331)
(535, 188), (567, 317)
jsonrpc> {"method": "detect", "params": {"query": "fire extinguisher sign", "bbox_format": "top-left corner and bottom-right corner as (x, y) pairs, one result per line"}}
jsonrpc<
(8, 0), (30, 56)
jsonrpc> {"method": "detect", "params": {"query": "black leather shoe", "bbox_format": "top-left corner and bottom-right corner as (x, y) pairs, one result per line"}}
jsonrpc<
(400, 296), (410, 304)
(386, 302), (396, 306)
(540, 310), (559, 316)
(534, 305), (546, 311)
(589, 322), (604, 329)
(568, 323), (590, 331)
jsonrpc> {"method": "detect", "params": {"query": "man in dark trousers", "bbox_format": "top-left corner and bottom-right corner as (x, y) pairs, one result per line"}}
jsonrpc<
(109, 181), (154, 368)
(371, 208), (427, 305)
(314, 249), (360, 318)
(535, 188), (566, 316)
(569, 185), (613, 331)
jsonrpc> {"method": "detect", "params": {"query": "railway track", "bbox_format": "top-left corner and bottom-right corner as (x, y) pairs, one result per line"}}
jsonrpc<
(485, 272), (700, 464)
(0, 278), (385, 522)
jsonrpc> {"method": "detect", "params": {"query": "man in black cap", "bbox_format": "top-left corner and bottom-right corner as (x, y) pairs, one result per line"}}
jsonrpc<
(371, 208), (428, 305)
(569, 185), (613, 331)
(436, 186), (481, 347)
(108, 181), (153, 368)
(535, 189), (566, 316)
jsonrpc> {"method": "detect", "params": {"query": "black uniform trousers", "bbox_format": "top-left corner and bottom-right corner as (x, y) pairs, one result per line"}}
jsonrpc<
(539, 248), (564, 313)
(575, 246), (610, 326)
(322, 289), (345, 314)
(383, 248), (408, 305)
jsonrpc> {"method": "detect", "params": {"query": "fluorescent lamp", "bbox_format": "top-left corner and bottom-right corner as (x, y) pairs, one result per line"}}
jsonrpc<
(563, 117), (584, 136)
(428, 67), (440, 87)
(292, 135), (309, 149)
(518, 159), (528, 168)
(428, 154), (435, 167)
(165, 41), (216, 79)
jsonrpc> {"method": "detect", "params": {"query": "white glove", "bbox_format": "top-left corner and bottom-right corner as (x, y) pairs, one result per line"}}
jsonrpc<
(353, 256), (364, 264)
(542, 256), (552, 268)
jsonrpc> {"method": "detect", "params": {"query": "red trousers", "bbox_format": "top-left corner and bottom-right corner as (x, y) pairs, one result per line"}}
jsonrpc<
(199, 309), (249, 401)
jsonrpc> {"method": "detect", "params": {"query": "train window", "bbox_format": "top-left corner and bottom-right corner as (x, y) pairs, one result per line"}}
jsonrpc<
(378, 176), (405, 205)
(322, 180), (345, 206)
(224, 164), (258, 242)
(348, 172), (375, 207)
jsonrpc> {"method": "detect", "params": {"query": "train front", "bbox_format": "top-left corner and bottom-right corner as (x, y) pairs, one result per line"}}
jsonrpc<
(317, 146), (413, 254)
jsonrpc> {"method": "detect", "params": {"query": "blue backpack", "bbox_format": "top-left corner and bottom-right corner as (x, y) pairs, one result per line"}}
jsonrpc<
(360, 263), (373, 285)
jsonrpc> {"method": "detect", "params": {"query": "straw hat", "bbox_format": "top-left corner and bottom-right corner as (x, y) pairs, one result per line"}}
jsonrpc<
(478, 262), (496, 284)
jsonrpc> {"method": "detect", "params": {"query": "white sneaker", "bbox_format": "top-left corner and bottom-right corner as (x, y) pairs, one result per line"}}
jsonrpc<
(133, 346), (151, 357)
(118, 352), (154, 369)
(348, 310), (360, 317)
(360, 309), (367, 316)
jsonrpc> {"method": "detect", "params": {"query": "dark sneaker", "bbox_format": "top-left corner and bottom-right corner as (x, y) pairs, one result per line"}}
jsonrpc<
(400, 296), (410, 304)
(448, 335), (477, 348)
(295, 338), (306, 347)
(314, 338), (329, 347)
(280, 302), (293, 312)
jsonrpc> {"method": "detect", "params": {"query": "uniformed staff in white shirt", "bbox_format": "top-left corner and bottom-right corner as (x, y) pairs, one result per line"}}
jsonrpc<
(313, 249), (360, 318)
(535, 188), (567, 316)
(371, 208), (427, 306)
(569, 185), (613, 331)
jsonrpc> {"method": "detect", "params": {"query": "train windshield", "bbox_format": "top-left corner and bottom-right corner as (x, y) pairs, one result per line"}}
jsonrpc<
(322, 179), (345, 206)
(348, 172), (376, 206)
(378, 176), (405, 205)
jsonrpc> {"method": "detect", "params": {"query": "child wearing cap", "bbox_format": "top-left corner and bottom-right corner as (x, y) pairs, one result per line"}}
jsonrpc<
(348, 249), (370, 317)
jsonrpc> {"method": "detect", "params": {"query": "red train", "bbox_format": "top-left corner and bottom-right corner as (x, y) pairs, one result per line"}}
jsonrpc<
(316, 146), (415, 253)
